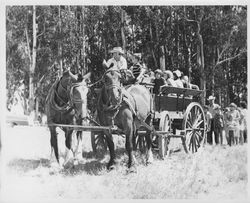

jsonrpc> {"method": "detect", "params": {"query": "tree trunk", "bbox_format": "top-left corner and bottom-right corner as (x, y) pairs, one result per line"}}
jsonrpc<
(197, 23), (206, 105)
(160, 46), (165, 71)
(149, 22), (158, 68)
(29, 5), (37, 114)
(82, 6), (86, 74)
(121, 8), (126, 52)
(58, 6), (63, 75)
(211, 46), (216, 95)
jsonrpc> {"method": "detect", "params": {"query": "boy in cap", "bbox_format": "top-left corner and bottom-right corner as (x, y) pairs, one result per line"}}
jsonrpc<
(105, 47), (127, 70)
(225, 103), (241, 146)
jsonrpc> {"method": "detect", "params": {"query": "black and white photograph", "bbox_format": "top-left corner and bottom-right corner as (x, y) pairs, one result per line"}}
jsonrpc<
(0, 1), (248, 202)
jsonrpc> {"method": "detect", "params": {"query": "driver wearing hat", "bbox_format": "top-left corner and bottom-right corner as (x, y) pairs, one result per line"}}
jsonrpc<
(106, 47), (127, 70)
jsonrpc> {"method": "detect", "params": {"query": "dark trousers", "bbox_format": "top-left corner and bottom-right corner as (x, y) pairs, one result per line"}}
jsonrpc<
(244, 130), (247, 143)
(214, 128), (223, 145)
(207, 119), (214, 145)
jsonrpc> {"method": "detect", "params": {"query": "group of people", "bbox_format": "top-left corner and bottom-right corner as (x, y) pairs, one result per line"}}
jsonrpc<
(204, 95), (247, 146)
(104, 46), (199, 95)
(152, 69), (199, 94)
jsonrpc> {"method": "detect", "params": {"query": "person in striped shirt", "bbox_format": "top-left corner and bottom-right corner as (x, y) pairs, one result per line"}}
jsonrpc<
(129, 53), (146, 84)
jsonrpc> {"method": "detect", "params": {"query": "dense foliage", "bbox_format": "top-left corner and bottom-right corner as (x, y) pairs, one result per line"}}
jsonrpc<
(6, 5), (247, 115)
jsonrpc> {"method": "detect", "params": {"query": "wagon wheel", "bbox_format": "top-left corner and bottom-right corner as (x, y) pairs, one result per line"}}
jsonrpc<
(158, 111), (171, 159)
(182, 102), (206, 153)
(91, 131), (107, 154)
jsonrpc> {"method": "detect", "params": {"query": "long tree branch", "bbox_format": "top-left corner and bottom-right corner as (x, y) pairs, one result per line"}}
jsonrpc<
(214, 51), (246, 68)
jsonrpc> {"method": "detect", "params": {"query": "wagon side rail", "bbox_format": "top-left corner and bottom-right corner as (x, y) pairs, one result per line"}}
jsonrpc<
(159, 86), (203, 97)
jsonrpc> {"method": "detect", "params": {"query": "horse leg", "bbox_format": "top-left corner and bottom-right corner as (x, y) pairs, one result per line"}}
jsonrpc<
(125, 119), (137, 172)
(49, 127), (63, 168)
(145, 116), (154, 165)
(73, 131), (83, 165)
(105, 130), (116, 170)
(64, 129), (74, 167)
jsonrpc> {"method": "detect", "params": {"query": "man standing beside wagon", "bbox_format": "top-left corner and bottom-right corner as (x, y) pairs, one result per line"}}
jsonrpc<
(207, 95), (220, 145)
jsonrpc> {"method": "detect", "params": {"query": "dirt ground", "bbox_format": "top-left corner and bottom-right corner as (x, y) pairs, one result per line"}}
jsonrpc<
(0, 126), (248, 201)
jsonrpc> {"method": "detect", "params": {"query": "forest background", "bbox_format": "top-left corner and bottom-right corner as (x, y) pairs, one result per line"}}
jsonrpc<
(6, 5), (247, 119)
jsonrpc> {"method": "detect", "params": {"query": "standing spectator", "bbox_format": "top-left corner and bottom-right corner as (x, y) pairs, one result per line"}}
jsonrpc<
(238, 101), (247, 144)
(153, 69), (165, 95)
(207, 95), (220, 145)
(223, 107), (230, 145)
(173, 70), (184, 88)
(213, 105), (224, 145)
(204, 105), (212, 144)
(224, 103), (241, 146)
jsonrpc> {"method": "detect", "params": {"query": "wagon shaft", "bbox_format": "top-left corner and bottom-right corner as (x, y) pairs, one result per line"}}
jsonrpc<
(48, 123), (114, 132)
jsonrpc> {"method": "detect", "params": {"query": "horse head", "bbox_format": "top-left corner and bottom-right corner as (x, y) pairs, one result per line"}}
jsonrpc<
(102, 67), (123, 108)
(58, 69), (90, 123)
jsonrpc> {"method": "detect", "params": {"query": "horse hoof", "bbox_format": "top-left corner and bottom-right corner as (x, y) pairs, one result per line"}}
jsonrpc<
(126, 164), (137, 174)
(73, 159), (79, 166)
(49, 162), (63, 174)
(146, 159), (153, 166)
(63, 158), (74, 169)
(107, 163), (116, 171)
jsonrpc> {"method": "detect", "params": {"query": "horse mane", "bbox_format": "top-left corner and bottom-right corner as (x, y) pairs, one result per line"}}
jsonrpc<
(97, 86), (110, 111)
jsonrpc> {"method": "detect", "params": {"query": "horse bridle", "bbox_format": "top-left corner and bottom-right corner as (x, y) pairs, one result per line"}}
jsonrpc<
(57, 78), (88, 120)
(103, 70), (123, 111)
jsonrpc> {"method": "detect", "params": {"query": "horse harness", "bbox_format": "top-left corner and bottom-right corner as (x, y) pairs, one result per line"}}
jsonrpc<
(48, 76), (87, 121)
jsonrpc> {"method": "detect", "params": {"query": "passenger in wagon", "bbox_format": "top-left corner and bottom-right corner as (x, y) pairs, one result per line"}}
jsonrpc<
(181, 75), (199, 90)
(162, 70), (177, 87)
(129, 53), (146, 84)
(173, 70), (184, 88)
(153, 69), (165, 95)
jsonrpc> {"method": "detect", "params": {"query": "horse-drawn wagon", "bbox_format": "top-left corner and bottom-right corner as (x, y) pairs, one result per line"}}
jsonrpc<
(90, 74), (206, 161)
(46, 68), (206, 170)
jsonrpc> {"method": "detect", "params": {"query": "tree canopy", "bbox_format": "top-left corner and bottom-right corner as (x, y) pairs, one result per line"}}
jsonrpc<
(6, 5), (247, 115)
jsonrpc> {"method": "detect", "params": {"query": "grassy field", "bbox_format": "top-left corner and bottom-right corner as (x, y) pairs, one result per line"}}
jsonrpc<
(0, 126), (248, 201)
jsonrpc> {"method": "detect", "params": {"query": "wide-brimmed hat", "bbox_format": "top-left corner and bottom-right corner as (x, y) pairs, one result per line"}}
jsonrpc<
(155, 69), (163, 75)
(229, 103), (237, 108)
(163, 70), (173, 79)
(109, 47), (124, 54)
(173, 70), (182, 78)
(133, 53), (142, 60)
(207, 95), (216, 100)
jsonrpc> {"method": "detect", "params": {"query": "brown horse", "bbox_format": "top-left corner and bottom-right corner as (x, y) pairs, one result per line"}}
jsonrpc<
(45, 70), (89, 169)
(97, 68), (154, 172)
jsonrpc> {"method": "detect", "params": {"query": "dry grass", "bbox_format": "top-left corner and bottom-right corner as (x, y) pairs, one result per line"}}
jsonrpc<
(0, 126), (248, 201)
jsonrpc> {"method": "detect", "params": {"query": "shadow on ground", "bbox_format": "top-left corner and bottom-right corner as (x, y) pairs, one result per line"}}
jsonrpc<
(7, 158), (50, 173)
(6, 147), (130, 176)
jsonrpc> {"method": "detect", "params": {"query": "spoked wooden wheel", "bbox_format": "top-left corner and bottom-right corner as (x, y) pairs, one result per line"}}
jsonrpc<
(91, 131), (107, 154)
(159, 111), (171, 159)
(182, 102), (206, 153)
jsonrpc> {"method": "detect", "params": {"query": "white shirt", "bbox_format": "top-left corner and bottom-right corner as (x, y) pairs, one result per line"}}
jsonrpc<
(106, 56), (127, 70)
